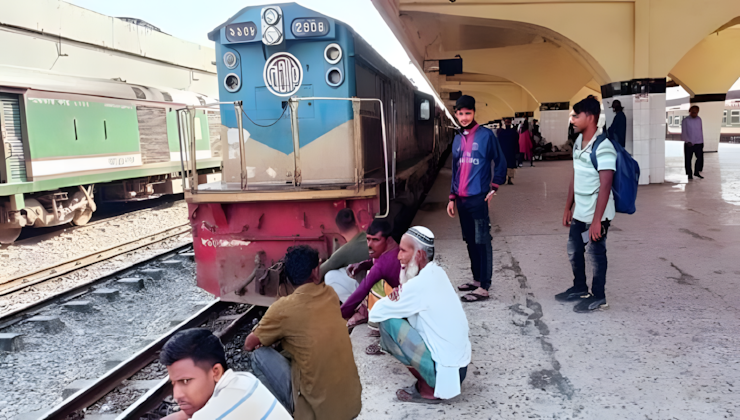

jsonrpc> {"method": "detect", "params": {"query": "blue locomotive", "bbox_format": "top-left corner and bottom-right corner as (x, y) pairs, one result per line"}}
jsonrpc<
(187, 3), (454, 305)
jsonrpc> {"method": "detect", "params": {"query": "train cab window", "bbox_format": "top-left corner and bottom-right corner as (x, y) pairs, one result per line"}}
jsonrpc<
(194, 117), (203, 140)
(419, 99), (430, 121)
(732, 110), (740, 124)
(723, 110), (727, 125)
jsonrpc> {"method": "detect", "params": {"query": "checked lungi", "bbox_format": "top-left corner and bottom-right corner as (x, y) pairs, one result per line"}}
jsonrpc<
(379, 318), (437, 387)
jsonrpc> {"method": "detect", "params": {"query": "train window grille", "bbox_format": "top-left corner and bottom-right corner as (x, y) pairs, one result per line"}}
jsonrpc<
(674, 116), (680, 125)
(732, 110), (740, 125)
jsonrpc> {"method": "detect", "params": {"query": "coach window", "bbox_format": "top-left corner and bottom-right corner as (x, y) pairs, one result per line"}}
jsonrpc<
(419, 99), (430, 121)
(732, 110), (740, 125)
(674, 116), (680, 125)
(723, 110), (727, 125)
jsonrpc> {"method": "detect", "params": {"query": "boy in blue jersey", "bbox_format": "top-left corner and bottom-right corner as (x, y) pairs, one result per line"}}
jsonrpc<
(446, 95), (507, 302)
(557, 95), (616, 313)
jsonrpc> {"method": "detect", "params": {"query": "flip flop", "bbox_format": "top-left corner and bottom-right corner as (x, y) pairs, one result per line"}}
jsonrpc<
(461, 292), (490, 302)
(396, 387), (443, 404)
(457, 283), (478, 292)
(368, 329), (380, 338)
(365, 343), (384, 356)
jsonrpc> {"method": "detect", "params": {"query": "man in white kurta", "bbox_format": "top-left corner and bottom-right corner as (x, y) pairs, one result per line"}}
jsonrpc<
(369, 226), (471, 402)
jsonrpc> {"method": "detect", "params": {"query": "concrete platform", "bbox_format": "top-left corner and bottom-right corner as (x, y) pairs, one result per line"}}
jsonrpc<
(353, 144), (740, 419)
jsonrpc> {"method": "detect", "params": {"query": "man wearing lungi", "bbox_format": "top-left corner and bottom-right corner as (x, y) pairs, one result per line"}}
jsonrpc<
(368, 226), (472, 403)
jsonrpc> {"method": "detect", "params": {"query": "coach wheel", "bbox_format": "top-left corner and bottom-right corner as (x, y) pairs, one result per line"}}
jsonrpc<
(0, 227), (21, 244)
(72, 208), (93, 226)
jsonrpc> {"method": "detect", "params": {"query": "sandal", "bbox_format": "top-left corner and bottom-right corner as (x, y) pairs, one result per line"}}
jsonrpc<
(365, 343), (383, 356)
(396, 387), (442, 404)
(368, 329), (380, 338)
(461, 292), (490, 302)
(457, 283), (478, 292)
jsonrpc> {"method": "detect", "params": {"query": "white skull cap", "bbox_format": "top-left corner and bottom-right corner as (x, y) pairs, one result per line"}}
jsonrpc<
(406, 226), (434, 247)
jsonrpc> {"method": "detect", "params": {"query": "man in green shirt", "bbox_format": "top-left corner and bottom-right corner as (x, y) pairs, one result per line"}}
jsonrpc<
(556, 95), (616, 313)
(321, 208), (370, 303)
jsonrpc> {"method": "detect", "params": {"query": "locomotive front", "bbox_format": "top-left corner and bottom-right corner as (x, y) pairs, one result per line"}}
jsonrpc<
(187, 4), (386, 306)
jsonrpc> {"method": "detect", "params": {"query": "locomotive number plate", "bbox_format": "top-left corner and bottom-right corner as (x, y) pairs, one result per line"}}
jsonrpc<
(291, 18), (329, 37)
(226, 22), (258, 43)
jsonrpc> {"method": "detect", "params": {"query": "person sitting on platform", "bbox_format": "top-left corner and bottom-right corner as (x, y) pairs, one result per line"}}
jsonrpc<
(244, 245), (362, 420)
(160, 328), (291, 420)
(340, 219), (401, 330)
(368, 226), (472, 403)
(321, 208), (370, 303)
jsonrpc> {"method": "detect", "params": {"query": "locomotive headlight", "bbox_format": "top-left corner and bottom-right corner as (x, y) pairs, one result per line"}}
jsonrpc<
(223, 51), (239, 69)
(324, 43), (342, 65)
(224, 73), (241, 92)
(326, 67), (344, 87)
(264, 7), (280, 25)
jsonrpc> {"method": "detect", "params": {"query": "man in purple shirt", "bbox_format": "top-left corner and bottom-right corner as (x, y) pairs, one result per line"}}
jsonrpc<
(341, 219), (401, 323)
(682, 105), (704, 180)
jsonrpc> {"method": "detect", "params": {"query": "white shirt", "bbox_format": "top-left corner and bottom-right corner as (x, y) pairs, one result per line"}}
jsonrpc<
(191, 369), (291, 420)
(369, 262), (472, 399)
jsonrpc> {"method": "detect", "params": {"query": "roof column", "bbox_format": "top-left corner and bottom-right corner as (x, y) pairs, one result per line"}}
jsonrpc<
(602, 78), (666, 184)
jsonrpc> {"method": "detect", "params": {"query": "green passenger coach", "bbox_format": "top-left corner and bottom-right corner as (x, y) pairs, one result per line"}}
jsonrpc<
(0, 66), (222, 243)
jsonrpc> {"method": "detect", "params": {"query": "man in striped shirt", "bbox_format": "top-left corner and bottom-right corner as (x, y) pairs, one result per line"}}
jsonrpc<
(161, 328), (291, 420)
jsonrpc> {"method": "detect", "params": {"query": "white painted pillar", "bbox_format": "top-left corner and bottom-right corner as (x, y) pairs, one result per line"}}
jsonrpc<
(539, 102), (571, 149)
(601, 79), (666, 184)
(689, 96), (726, 153)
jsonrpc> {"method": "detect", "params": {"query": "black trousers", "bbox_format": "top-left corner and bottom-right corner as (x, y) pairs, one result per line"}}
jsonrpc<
(456, 194), (493, 290)
(684, 143), (704, 176)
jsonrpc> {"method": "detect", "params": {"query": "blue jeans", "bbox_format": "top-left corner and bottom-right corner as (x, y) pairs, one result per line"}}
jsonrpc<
(567, 219), (610, 299)
(251, 347), (294, 414)
(456, 194), (493, 290)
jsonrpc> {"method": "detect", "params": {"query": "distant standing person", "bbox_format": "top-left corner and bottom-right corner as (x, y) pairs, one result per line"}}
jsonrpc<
(556, 95), (616, 313)
(497, 117), (519, 185)
(447, 95), (507, 302)
(682, 105), (704, 179)
(607, 100), (627, 148)
(518, 118), (534, 167)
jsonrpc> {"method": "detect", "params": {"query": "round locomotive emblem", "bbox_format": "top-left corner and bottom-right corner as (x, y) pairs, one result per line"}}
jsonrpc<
(263, 52), (303, 97)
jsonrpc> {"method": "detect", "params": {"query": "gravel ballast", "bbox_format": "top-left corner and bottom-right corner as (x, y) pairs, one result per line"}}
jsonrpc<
(0, 253), (214, 420)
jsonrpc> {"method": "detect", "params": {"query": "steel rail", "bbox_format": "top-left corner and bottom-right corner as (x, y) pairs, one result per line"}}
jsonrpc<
(37, 300), (237, 420)
(0, 238), (192, 327)
(0, 223), (192, 296)
(116, 305), (261, 420)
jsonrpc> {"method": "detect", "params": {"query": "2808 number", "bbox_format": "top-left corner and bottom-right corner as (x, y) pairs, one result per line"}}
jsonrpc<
(291, 18), (329, 37)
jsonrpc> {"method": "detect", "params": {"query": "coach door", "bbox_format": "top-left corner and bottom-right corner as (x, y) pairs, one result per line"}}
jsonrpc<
(0, 93), (28, 184)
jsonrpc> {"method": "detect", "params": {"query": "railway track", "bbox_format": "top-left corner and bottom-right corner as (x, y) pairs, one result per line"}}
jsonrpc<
(0, 242), (225, 419)
(39, 302), (260, 420)
(0, 222), (191, 296)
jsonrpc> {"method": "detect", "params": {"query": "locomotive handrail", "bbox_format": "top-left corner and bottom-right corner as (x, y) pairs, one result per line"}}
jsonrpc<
(288, 96), (391, 219)
(181, 101), (247, 192)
